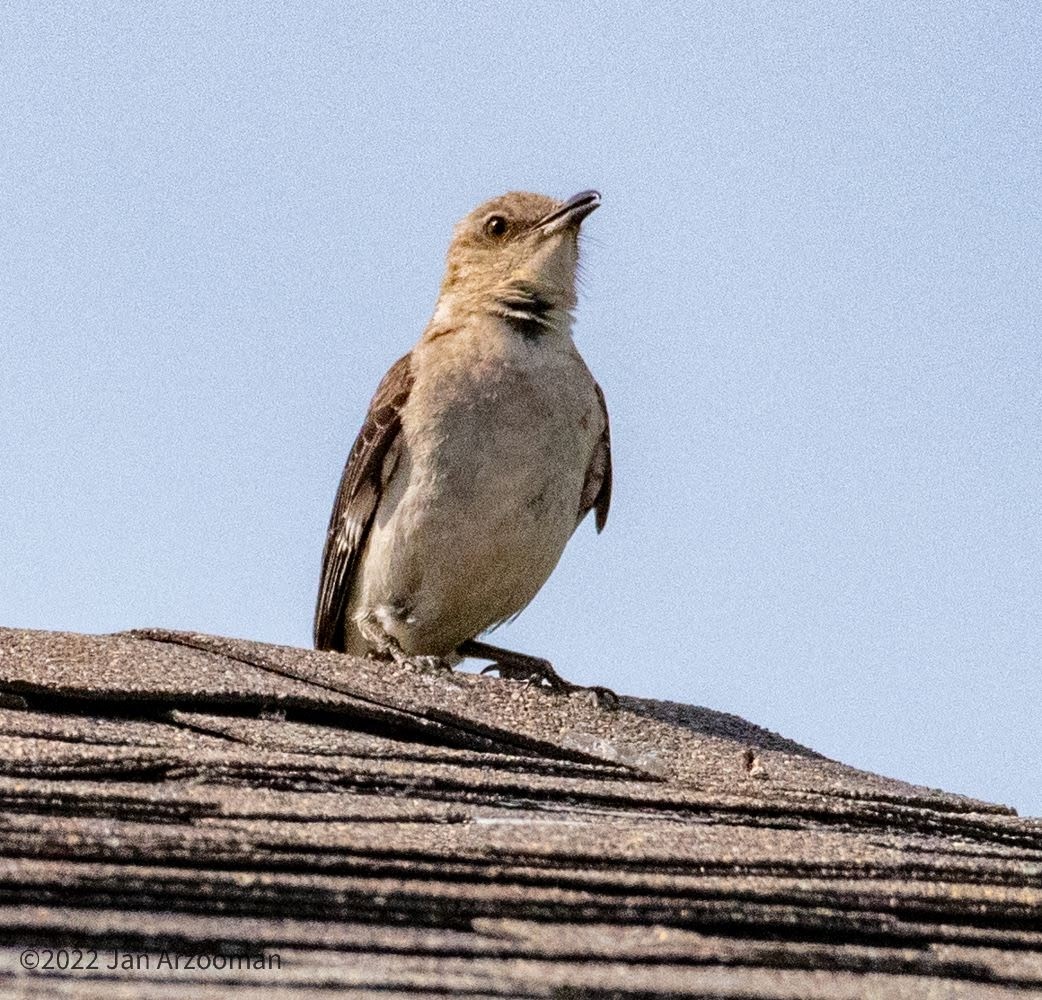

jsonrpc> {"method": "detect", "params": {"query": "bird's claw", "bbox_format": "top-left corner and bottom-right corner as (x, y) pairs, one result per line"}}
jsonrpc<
(404, 654), (452, 673)
(364, 647), (450, 674)
(480, 660), (618, 709)
(479, 657), (560, 687)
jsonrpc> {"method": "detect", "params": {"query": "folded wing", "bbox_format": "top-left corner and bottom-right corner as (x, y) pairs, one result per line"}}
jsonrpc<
(313, 353), (414, 651)
(578, 382), (612, 533)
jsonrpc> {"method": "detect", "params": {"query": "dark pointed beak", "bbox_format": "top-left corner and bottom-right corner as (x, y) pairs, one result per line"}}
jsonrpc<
(535, 190), (601, 234)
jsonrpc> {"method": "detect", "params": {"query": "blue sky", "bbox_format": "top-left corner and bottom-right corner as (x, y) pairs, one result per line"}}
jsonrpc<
(2, 3), (1039, 816)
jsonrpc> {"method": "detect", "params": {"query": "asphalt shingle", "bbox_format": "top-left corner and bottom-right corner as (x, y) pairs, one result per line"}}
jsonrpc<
(0, 625), (1038, 997)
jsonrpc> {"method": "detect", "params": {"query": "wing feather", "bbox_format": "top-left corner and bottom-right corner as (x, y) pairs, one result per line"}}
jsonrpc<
(313, 353), (413, 651)
(578, 381), (612, 532)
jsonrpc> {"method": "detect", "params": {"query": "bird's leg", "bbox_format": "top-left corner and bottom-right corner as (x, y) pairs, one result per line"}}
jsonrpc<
(457, 639), (617, 707)
(357, 612), (451, 673)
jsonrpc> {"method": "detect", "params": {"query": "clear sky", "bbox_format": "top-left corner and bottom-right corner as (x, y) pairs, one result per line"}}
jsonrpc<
(2, 3), (1039, 816)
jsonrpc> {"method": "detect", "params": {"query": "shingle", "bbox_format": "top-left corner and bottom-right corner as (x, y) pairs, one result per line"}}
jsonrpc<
(0, 625), (1038, 997)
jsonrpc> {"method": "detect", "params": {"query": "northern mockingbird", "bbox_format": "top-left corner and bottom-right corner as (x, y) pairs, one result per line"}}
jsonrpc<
(314, 190), (612, 700)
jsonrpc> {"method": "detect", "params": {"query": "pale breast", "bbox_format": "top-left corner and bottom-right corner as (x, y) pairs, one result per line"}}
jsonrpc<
(355, 326), (602, 655)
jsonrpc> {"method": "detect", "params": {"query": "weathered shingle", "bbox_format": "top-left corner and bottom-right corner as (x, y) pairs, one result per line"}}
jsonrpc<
(0, 625), (1038, 997)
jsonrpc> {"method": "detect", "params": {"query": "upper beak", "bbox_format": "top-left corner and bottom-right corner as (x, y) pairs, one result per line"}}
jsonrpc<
(535, 190), (601, 234)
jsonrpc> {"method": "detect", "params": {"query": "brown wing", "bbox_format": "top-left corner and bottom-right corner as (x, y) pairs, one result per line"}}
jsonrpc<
(313, 352), (413, 651)
(578, 381), (612, 533)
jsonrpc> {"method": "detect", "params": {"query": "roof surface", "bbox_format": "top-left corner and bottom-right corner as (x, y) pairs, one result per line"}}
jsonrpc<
(0, 625), (1038, 998)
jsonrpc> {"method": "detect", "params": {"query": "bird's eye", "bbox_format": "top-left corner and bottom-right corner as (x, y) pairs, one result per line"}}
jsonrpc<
(484, 215), (509, 238)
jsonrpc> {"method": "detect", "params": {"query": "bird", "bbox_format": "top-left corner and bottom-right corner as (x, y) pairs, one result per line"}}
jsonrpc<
(314, 189), (613, 701)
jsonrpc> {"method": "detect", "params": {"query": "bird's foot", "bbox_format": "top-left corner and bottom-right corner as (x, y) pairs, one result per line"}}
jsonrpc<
(479, 654), (565, 687)
(358, 615), (452, 674)
(460, 639), (617, 708)
(363, 646), (451, 674)
(403, 653), (453, 673)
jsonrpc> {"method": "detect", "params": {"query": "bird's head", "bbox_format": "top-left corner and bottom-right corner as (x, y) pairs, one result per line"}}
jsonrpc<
(432, 190), (600, 334)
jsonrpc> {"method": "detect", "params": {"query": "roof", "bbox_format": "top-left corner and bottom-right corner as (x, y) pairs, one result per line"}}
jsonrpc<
(0, 624), (1038, 997)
